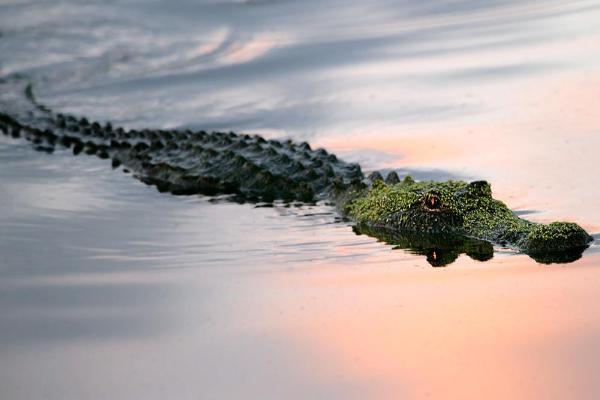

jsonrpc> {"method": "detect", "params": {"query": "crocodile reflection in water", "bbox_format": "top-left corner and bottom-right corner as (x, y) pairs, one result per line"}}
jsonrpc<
(0, 78), (594, 265)
(353, 224), (588, 267)
(353, 225), (494, 267)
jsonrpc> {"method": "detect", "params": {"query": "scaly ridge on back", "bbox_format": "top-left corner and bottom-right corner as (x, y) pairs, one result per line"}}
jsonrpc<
(0, 79), (363, 202)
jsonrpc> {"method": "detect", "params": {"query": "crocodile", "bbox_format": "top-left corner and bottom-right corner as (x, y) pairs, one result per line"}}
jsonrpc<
(346, 179), (592, 265)
(0, 78), (593, 265)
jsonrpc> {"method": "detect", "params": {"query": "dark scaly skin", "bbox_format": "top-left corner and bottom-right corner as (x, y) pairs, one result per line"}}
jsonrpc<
(0, 80), (363, 202)
(0, 79), (594, 264)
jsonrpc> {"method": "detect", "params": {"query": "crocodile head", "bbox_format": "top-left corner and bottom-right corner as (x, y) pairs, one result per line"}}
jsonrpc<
(346, 177), (594, 263)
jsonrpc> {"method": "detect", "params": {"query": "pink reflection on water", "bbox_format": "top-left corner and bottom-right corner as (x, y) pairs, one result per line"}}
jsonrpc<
(266, 253), (600, 399)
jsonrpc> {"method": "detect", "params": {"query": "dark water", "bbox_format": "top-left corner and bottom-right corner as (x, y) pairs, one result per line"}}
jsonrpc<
(1, 1), (600, 398)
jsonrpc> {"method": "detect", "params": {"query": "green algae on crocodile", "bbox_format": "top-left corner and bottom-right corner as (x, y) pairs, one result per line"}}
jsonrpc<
(343, 178), (593, 262)
(0, 78), (594, 265)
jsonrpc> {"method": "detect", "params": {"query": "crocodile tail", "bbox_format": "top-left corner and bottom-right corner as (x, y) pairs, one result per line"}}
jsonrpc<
(0, 78), (364, 202)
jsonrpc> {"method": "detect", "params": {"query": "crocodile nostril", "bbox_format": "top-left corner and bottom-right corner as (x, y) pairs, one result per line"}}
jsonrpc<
(424, 194), (441, 211)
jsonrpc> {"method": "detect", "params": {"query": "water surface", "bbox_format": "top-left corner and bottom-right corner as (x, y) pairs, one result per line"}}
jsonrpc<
(1, 1), (600, 398)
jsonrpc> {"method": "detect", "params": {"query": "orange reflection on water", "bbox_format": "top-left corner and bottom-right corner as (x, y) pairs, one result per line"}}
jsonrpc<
(221, 33), (290, 65)
(319, 133), (465, 167)
(265, 254), (600, 399)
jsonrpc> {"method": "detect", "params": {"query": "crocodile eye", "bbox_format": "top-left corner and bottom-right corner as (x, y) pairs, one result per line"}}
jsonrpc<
(424, 194), (442, 211)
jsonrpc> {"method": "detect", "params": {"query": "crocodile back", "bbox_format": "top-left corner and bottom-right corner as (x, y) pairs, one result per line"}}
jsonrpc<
(0, 79), (363, 202)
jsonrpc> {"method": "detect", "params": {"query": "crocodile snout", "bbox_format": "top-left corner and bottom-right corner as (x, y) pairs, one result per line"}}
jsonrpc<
(520, 222), (593, 254)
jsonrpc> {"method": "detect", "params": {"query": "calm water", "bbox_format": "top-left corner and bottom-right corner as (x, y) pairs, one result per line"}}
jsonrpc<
(1, 1), (600, 398)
